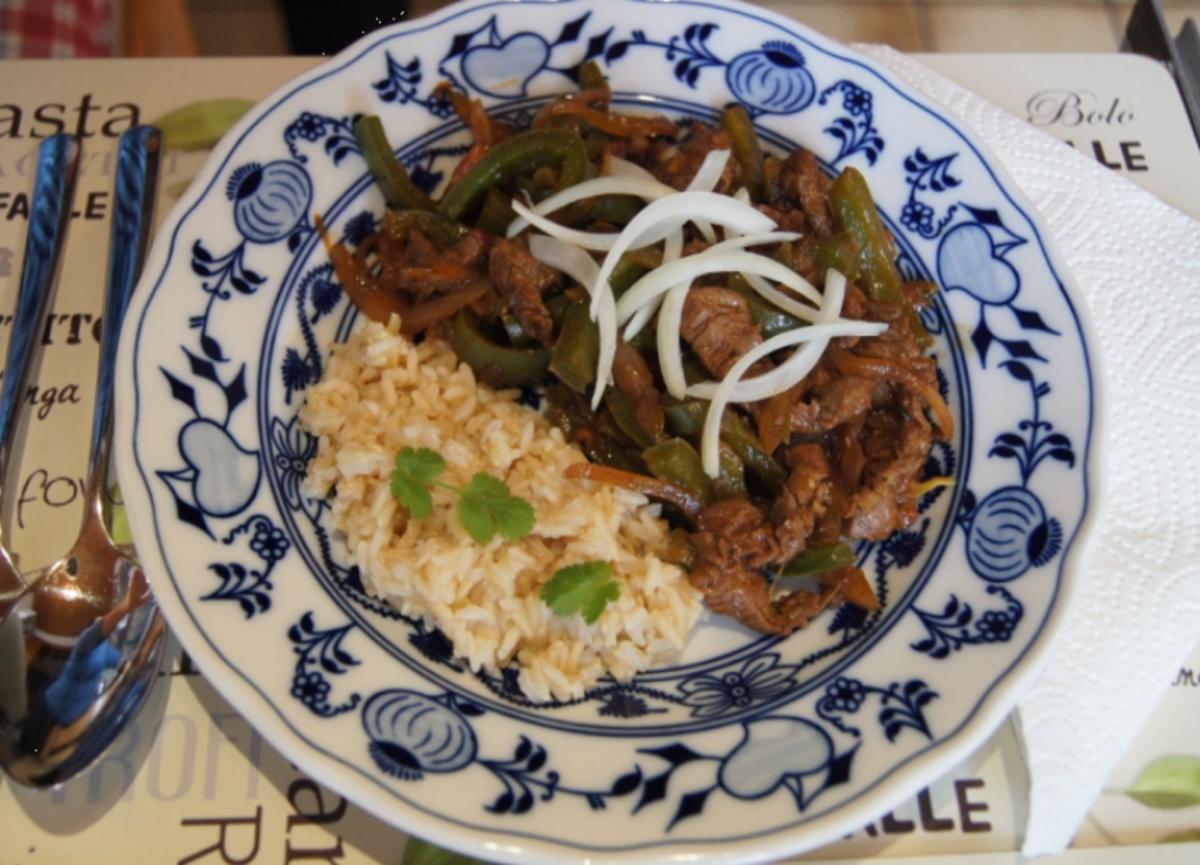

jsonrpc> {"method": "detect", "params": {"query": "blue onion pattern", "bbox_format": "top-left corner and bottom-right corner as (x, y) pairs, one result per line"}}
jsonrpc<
(725, 42), (816, 116)
(965, 486), (1062, 582)
(226, 160), (312, 244)
(718, 717), (833, 799)
(362, 690), (478, 780)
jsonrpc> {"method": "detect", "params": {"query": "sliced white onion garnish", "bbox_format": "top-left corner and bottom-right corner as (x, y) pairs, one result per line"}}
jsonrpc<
(623, 226), (683, 341)
(615, 247), (818, 325)
(592, 284), (618, 410)
(506, 175), (674, 238)
(591, 191), (775, 318)
(656, 283), (690, 398)
(608, 156), (660, 181)
(619, 231), (806, 343)
(528, 234), (599, 289)
(688, 267), (854, 403)
(695, 270), (886, 474)
(690, 149), (730, 193)
(689, 318), (885, 405)
(526, 235), (618, 412)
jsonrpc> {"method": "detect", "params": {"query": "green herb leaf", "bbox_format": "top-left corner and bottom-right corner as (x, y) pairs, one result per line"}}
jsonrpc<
(391, 472), (434, 519)
(396, 447), (446, 483)
(1128, 755), (1200, 809)
(457, 472), (534, 543)
(540, 561), (619, 624)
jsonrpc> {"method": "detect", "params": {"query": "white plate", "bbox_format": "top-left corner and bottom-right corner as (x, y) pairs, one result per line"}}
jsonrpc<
(115, 1), (1098, 861)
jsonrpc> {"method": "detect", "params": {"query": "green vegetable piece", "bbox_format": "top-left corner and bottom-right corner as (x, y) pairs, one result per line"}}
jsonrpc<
(395, 447), (446, 483)
(783, 542), (856, 577)
(549, 302), (599, 393)
(578, 59), (608, 92)
(439, 128), (588, 222)
(356, 115), (437, 212)
(385, 209), (467, 248)
(391, 447), (447, 519)
(402, 836), (490, 865)
(812, 232), (862, 281)
(727, 273), (799, 338)
(643, 438), (712, 503)
(829, 166), (930, 346)
(150, 98), (254, 151)
(391, 475), (434, 519)
(722, 104), (765, 201)
(451, 311), (551, 389)
(540, 560), (619, 624)
(661, 399), (784, 495)
(1127, 756), (1200, 809)
(606, 391), (657, 450)
(714, 445), (747, 499)
(457, 473), (535, 543)
(474, 186), (516, 235)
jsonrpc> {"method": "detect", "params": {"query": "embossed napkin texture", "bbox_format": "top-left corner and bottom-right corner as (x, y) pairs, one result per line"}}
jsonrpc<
(855, 45), (1200, 856)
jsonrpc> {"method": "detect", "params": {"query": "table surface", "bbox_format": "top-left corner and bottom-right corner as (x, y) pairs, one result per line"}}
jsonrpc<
(0, 50), (1197, 865)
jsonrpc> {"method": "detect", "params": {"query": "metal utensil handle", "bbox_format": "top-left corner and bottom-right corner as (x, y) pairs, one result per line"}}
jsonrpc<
(85, 127), (162, 505)
(0, 134), (79, 496)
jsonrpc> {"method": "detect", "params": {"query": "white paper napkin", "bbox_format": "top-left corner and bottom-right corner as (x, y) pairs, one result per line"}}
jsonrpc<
(852, 45), (1200, 856)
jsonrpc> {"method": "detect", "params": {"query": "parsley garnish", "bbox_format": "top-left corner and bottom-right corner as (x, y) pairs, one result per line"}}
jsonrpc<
(457, 473), (536, 544)
(390, 447), (534, 543)
(390, 447), (446, 518)
(540, 561), (620, 624)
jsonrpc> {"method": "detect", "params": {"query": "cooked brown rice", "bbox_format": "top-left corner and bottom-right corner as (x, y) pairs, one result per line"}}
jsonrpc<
(300, 317), (702, 702)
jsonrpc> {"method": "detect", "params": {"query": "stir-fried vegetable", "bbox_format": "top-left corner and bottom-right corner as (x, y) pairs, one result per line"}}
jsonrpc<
(440, 128), (589, 222)
(829, 167), (931, 346)
(450, 311), (550, 388)
(327, 81), (952, 638)
(355, 115), (437, 212)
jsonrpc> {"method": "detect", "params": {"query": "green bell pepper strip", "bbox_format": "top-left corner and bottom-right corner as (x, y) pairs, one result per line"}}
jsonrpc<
(606, 390), (657, 450)
(643, 438), (713, 504)
(578, 60), (609, 96)
(475, 186), (516, 235)
(714, 445), (747, 499)
(355, 115), (437, 212)
(782, 542), (856, 577)
(727, 273), (799, 338)
(812, 232), (862, 281)
(722, 104), (765, 201)
(383, 209), (467, 249)
(662, 399), (785, 495)
(450, 311), (550, 388)
(549, 301), (599, 393)
(439, 129), (589, 222)
(607, 250), (658, 298)
(829, 167), (930, 346)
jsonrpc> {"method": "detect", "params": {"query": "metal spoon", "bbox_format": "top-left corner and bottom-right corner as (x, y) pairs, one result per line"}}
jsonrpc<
(0, 127), (167, 787)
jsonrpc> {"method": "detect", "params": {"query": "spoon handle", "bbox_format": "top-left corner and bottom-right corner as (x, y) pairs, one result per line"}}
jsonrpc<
(84, 127), (162, 510)
(0, 134), (79, 580)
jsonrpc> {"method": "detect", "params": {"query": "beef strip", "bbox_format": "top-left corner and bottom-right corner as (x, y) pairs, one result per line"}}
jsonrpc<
(843, 399), (933, 540)
(488, 236), (562, 345)
(680, 286), (762, 379)
(778, 148), (834, 237)
(655, 122), (738, 192)
(788, 375), (877, 437)
(444, 228), (491, 269)
(690, 498), (846, 634)
(771, 443), (833, 549)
